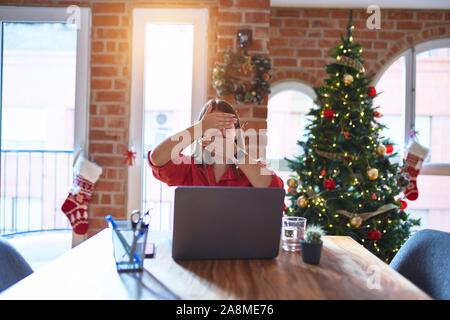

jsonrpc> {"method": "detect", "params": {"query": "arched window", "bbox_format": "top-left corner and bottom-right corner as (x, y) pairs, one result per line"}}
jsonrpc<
(267, 81), (317, 182)
(374, 38), (450, 232)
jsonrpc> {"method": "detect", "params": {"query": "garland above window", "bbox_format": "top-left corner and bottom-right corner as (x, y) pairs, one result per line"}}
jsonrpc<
(212, 50), (271, 105)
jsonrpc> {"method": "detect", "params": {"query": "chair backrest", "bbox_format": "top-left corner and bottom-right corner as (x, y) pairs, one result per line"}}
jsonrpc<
(390, 229), (450, 300)
(0, 237), (34, 293)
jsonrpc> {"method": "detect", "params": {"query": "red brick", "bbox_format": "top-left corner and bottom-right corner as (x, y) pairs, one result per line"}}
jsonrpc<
(90, 130), (121, 142)
(92, 3), (125, 13)
(95, 156), (127, 168)
(93, 15), (119, 26)
(253, 107), (267, 118)
(88, 218), (108, 230)
(90, 142), (113, 154)
(271, 47), (296, 56)
(270, 18), (283, 27)
(290, 39), (317, 48)
(91, 206), (125, 218)
(92, 54), (126, 65)
(311, 20), (338, 28)
(90, 117), (105, 129)
(284, 19), (309, 28)
(280, 29), (305, 37)
(297, 49), (322, 57)
(378, 31), (404, 40)
(219, 0), (233, 6)
(218, 25), (239, 36)
(303, 9), (329, 18)
(218, 38), (234, 50)
(91, 66), (118, 77)
(273, 58), (297, 67)
(92, 41), (104, 52)
(275, 9), (300, 17)
(374, 41), (388, 49)
(323, 30), (341, 38)
(220, 12), (242, 23)
(101, 194), (112, 205)
(269, 38), (289, 47)
(245, 12), (270, 23)
(113, 194), (125, 206)
(114, 79), (128, 90)
(96, 91), (126, 103)
(235, 0), (270, 9)
(106, 42), (116, 52)
(107, 117), (126, 129)
(387, 11), (414, 20)
(96, 28), (128, 39)
(91, 79), (112, 90)
(99, 105), (126, 116)
(118, 42), (129, 52)
(397, 21), (423, 30)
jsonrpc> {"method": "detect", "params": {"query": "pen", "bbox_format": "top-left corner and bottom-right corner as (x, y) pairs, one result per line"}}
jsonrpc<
(105, 215), (132, 256)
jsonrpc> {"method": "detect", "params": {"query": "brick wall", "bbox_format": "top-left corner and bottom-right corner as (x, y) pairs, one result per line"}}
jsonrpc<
(270, 8), (450, 87)
(1, 1), (450, 236)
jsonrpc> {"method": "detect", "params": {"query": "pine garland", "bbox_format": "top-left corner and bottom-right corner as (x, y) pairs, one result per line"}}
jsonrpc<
(212, 50), (271, 104)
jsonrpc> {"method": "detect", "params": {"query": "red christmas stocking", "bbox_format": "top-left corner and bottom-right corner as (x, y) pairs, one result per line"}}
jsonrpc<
(61, 154), (102, 235)
(403, 140), (430, 201)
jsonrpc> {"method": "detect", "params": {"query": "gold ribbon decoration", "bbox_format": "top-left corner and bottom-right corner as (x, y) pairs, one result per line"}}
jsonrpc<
(336, 55), (365, 73)
(241, 55), (253, 75)
(336, 203), (398, 222)
(315, 149), (357, 162)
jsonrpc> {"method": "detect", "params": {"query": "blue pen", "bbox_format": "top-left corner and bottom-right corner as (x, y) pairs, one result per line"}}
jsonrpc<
(105, 215), (132, 256)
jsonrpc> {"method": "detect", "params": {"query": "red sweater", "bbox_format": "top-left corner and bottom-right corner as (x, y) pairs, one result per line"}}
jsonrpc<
(148, 151), (284, 188)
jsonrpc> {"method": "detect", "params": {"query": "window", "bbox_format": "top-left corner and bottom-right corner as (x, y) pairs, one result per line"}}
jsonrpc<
(0, 7), (90, 234)
(128, 9), (208, 232)
(374, 38), (450, 232)
(267, 81), (317, 183)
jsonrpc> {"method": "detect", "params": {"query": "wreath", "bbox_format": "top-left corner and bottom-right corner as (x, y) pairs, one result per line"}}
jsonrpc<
(212, 50), (271, 104)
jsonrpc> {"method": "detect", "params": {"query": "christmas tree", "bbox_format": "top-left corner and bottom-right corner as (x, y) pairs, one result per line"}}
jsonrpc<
(285, 12), (419, 262)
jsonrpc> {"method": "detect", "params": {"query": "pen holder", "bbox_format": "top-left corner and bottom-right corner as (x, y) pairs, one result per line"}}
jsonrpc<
(108, 220), (148, 272)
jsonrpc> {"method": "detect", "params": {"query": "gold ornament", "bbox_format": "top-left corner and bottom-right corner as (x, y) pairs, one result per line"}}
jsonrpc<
(350, 215), (363, 228)
(343, 74), (354, 86)
(214, 79), (223, 87)
(251, 91), (257, 96)
(241, 55), (253, 75)
(262, 73), (270, 81)
(367, 168), (379, 180)
(286, 178), (298, 188)
(376, 145), (386, 156)
(213, 67), (219, 75)
(297, 197), (308, 208)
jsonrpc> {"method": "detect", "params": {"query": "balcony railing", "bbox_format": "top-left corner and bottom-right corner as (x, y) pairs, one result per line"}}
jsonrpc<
(0, 149), (73, 235)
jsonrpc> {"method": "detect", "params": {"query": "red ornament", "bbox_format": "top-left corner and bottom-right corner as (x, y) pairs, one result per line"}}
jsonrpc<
(123, 147), (137, 166)
(288, 187), (297, 195)
(343, 131), (351, 140)
(385, 144), (394, 154)
(368, 86), (377, 97)
(399, 199), (408, 210)
(373, 110), (381, 118)
(323, 109), (335, 120)
(323, 178), (336, 190)
(371, 193), (378, 200)
(368, 229), (382, 241)
(320, 168), (327, 177)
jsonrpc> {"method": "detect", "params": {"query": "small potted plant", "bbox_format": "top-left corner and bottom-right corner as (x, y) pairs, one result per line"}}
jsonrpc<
(301, 225), (325, 265)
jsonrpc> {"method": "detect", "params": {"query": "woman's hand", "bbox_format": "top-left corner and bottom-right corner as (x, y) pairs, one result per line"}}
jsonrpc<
(200, 105), (236, 134)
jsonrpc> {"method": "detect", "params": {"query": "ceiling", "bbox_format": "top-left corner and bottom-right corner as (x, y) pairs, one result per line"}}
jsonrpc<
(271, 0), (450, 9)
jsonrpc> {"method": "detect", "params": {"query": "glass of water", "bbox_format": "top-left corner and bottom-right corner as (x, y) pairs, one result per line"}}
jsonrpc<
(281, 216), (307, 252)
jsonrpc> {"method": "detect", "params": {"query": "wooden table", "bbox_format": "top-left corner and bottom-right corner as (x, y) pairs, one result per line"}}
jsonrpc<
(0, 229), (430, 300)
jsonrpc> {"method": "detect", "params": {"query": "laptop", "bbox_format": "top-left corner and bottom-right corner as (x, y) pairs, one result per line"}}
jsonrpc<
(172, 186), (286, 260)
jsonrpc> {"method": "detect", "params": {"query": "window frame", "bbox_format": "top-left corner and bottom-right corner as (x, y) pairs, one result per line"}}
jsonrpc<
(373, 38), (450, 176)
(267, 80), (316, 172)
(0, 6), (91, 157)
(128, 8), (208, 213)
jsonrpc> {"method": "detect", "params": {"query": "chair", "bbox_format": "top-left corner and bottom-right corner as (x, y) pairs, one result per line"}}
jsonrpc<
(0, 237), (34, 293)
(390, 229), (450, 300)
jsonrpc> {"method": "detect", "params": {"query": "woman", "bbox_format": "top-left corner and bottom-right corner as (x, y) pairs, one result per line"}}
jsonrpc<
(148, 98), (283, 188)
